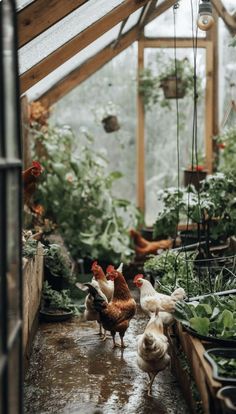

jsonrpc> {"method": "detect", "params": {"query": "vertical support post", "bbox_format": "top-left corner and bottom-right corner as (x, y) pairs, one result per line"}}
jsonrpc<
(205, 39), (214, 173)
(207, 12), (219, 171)
(20, 95), (31, 169)
(137, 38), (145, 212)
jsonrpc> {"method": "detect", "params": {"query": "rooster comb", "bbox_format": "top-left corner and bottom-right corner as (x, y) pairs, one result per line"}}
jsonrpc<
(106, 265), (115, 273)
(32, 161), (42, 169)
(133, 274), (144, 283)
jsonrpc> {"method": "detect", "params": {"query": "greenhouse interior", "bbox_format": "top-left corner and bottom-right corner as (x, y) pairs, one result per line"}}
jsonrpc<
(1, 0), (236, 413)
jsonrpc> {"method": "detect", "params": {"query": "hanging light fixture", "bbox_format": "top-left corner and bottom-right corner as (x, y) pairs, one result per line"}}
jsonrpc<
(197, 0), (214, 31)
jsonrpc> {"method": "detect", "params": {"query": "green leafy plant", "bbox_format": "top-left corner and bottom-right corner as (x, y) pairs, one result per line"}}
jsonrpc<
(211, 355), (236, 378)
(153, 173), (236, 241)
(42, 281), (80, 315)
(31, 125), (141, 264)
(22, 239), (39, 258)
(174, 295), (236, 340)
(138, 54), (202, 111)
(215, 126), (236, 176)
(144, 250), (236, 297)
(44, 243), (75, 284)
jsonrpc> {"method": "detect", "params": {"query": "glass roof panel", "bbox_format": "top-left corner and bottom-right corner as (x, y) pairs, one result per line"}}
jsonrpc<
(123, 9), (143, 33)
(145, 0), (205, 38)
(25, 24), (121, 101)
(221, 0), (236, 13)
(19, 0), (124, 74)
(16, 0), (33, 11)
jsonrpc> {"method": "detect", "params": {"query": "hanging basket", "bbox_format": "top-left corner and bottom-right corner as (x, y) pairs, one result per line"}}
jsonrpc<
(160, 76), (187, 99)
(102, 115), (120, 133)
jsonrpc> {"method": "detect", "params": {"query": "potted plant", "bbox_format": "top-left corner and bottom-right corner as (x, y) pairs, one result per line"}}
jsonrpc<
(215, 126), (236, 176)
(40, 281), (80, 322)
(204, 348), (236, 384)
(95, 101), (120, 133)
(174, 294), (236, 346)
(158, 57), (196, 100)
(138, 54), (201, 110)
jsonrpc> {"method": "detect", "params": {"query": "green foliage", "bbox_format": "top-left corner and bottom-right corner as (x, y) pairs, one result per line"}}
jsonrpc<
(215, 127), (236, 176)
(153, 173), (236, 240)
(138, 55), (202, 111)
(42, 281), (81, 315)
(211, 354), (236, 378)
(144, 250), (236, 297)
(44, 243), (75, 284)
(32, 125), (140, 264)
(22, 239), (38, 258)
(174, 295), (236, 340)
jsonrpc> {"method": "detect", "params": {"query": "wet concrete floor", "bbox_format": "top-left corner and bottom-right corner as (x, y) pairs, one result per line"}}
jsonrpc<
(24, 288), (190, 414)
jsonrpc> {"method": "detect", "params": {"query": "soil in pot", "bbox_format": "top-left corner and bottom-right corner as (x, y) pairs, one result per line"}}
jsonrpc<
(102, 115), (120, 133)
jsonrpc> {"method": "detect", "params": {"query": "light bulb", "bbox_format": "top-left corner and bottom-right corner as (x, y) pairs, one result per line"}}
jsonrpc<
(197, 1), (214, 31)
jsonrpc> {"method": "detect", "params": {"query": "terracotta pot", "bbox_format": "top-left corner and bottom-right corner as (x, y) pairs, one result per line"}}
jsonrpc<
(102, 115), (120, 133)
(160, 76), (186, 99)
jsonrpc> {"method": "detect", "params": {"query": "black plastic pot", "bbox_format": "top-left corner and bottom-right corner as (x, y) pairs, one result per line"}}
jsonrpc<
(183, 169), (207, 191)
(204, 348), (236, 384)
(217, 386), (236, 413)
(40, 308), (73, 322)
(183, 325), (236, 347)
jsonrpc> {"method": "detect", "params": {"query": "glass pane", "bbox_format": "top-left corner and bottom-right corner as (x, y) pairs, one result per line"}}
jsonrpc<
(219, 19), (236, 127)
(7, 172), (20, 337)
(123, 8), (143, 34)
(144, 47), (206, 225)
(2, 0), (18, 158)
(145, 0), (206, 38)
(51, 44), (137, 203)
(221, 0), (236, 11)
(8, 338), (20, 414)
(19, 0), (124, 73)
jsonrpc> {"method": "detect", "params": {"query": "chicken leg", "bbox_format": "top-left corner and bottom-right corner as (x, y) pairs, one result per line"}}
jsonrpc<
(147, 372), (157, 396)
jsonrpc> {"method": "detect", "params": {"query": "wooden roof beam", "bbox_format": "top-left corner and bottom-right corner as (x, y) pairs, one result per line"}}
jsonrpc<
(146, 0), (177, 24)
(138, 0), (157, 31)
(20, 0), (148, 94)
(39, 27), (139, 107)
(17, 0), (89, 48)
(211, 0), (236, 34)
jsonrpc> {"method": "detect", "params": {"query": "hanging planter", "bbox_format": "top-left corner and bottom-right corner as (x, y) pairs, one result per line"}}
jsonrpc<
(102, 115), (120, 133)
(160, 76), (187, 99)
(183, 167), (208, 191)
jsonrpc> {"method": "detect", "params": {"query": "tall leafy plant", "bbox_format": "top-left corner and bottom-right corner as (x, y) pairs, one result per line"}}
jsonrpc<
(32, 125), (140, 264)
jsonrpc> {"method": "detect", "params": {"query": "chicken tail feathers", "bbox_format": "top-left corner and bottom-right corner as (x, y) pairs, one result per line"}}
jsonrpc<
(84, 283), (107, 312)
(141, 333), (168, 359)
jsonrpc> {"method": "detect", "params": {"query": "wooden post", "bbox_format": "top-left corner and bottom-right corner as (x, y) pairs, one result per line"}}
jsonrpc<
(205, 40), (214, 173)
(207, 12), (219, 172)
(137, 38), (145, 212)
(20, 95), (31, 169)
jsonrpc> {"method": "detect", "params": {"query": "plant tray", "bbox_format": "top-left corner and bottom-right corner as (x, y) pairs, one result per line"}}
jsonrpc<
(40, 308), (73, 322)
(183, 325), (236, 347)
(204, 348), (236, 385)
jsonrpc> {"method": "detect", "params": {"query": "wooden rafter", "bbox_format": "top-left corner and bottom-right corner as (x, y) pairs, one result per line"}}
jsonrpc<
(20, 0), (148, 94)
(138, 0), (157, 30)
(17, 0), (89, 48)
(39, 27), (139, 107)
(211, 0), (236, 34)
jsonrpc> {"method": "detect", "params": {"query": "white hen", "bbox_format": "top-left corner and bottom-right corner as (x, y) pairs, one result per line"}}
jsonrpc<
(133, 274), (185, 326)
(137, 309), (170, 396)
